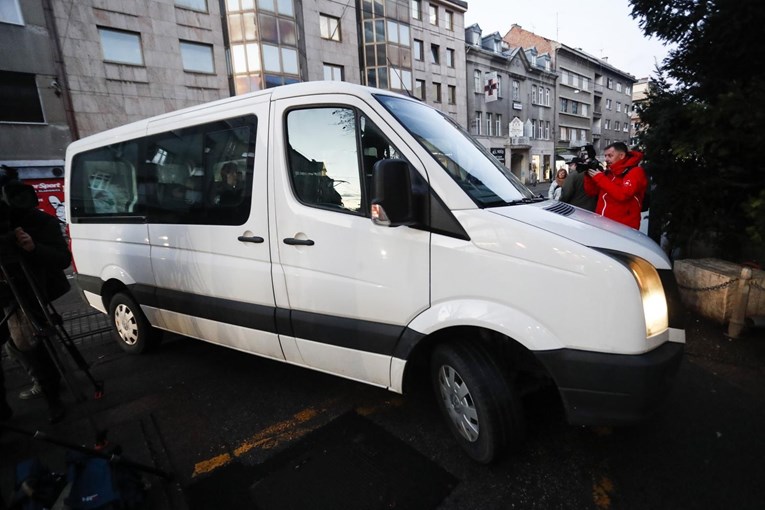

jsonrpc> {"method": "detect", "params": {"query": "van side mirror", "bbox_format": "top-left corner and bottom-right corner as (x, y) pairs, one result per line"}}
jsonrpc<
(370, 159), (416, 227)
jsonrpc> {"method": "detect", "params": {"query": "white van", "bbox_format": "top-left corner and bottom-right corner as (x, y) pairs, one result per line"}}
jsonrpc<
(65, 82), (684, 463)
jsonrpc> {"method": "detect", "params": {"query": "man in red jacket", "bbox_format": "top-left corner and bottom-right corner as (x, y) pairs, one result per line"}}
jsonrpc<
(583, 142), (647, 229)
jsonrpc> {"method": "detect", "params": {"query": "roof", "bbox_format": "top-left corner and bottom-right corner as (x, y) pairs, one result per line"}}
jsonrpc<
(503, 25), (557, 57)
(558, 44), (637, 81)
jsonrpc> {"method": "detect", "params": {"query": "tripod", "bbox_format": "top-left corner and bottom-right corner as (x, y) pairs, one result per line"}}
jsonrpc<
(0, 251), (103, 403)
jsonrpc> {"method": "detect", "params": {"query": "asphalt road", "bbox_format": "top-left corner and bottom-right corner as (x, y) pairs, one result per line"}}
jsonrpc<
(2, 291), (764, 509)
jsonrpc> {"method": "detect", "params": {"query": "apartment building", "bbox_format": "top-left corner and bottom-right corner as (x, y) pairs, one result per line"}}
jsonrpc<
(630, 77), (650, 146)
(464, 24), (557, 182)
(503, 25), (635, 161)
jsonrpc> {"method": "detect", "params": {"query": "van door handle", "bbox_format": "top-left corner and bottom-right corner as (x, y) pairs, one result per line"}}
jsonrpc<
(238, 235), (265, 243)
(283, 238), (315, 246)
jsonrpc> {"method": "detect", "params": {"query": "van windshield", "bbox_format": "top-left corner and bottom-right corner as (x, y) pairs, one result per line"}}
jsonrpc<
(375, 94), (537, 207)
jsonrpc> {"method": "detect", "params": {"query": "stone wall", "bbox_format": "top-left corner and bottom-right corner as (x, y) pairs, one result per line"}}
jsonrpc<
(674, 258), (765, 324)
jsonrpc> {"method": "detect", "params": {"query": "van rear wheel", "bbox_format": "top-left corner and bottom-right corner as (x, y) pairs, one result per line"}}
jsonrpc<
(109, 292), (162, 354)
(431, 342), (525, 463)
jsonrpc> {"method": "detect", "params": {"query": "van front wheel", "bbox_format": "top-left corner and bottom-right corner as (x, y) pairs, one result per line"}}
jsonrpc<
(109, 292), (162, 354)
(431, 342), (525, 463)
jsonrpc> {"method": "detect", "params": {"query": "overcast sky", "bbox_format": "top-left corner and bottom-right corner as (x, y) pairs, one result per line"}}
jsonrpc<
(463, 0), (671, 79)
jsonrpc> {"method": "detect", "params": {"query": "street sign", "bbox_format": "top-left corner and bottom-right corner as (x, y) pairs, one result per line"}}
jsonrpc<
(490, 148), (506, 164)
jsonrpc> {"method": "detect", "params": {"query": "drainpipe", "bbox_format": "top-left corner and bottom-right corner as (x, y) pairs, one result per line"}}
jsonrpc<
(41, 0), (79, 140)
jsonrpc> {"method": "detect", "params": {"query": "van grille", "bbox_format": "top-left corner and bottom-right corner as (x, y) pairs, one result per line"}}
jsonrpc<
(544, 202), (575, 216)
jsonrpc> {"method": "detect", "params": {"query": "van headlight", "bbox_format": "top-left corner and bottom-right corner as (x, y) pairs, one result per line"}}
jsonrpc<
(609, 253), (669, 337)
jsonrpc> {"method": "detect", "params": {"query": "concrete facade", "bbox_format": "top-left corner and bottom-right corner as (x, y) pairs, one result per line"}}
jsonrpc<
(53, 0), (229, 138)
(0, 0), (73, 162)
(410, 0), (468, 127)
(465, 24), (557, 183)
(301, 0), (362, 83)
(630, 77), (650, 146)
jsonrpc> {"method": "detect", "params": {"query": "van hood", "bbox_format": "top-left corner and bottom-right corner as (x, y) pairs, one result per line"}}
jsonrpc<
(489, 201), (671, 270)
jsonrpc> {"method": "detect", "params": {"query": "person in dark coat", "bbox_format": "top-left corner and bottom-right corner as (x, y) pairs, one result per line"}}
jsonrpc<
(560, 158), (598, 211)
(0, 181), (71, 424)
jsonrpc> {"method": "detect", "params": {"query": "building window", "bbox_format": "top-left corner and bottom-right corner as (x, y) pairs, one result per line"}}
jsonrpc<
(320, 14), (341, 41)
(446, 48), (455, 68)
(386, 20), (411, 47)
(415, 79), (425, 100)
(625, 86), (631, 96)
(0, 0), (24, 25)
(496, 75), (502, 98)
(545, 87), (550, 106)
(582, 76), (590, 91)
(605, 119), (611, 129)
(323, 63), (343, 81)
(496, 115), (502, 137)
(475, 111), (482, 135)
(180, 41), (214, 73)
(560, 98), (568, 113)
(616, 82), (623, 93)
(532, 85), (538, 104)
(531, 119), (537, 139)
(606, 77), (613, 89)
(615, 121), (621, 131)
(430, 43), (439, 64)
(616, 101), (622, 112)
(545, 121), (550, 140)
(625, 103), (630, 114)
(433, 82), (442, 103)
(560, 126), (568, 141)
(445, 10), (454, 31)
(623, 123), (629, 132)
(581, 103), (588, 116)
(429, 5), (438, 25)
(448, 84), (456, 105)
(175, 0), (207, 11)
(389, 68), (412, 90)
(412, 0), (421, 20)
(606, 98), (612, 110)
(474, 70), (481, 92)
(98, 28), (144, 65)
(413, 39), (423, 61)
(487, 113), (493, 136)
(0, 71), (44, 123)
(512, 80), (520, 100)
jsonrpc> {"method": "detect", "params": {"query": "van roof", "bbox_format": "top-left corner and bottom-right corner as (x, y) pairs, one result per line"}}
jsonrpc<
(66, 82), (411, 154)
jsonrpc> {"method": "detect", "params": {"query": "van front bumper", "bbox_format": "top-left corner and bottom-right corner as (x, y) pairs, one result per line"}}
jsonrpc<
(535, 340), (684, 425)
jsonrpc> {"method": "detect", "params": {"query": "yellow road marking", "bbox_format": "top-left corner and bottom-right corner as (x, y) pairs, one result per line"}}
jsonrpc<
(191, 453), (233, 478)
(592, 475), (615, 510)
(191, 397), (401, 478)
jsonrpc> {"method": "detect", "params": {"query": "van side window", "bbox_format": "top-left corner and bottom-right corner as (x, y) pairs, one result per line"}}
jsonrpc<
(70, 141), (140, 219)
(70, 115), (257, 225)
(286, 107), (363, 214)
(144, 116), (256, 225)
(285, 108), (404, 215)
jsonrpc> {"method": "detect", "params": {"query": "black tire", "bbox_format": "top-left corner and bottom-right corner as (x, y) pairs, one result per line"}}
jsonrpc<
(108, 292), (162, 354)
(430, 341), (525, 463)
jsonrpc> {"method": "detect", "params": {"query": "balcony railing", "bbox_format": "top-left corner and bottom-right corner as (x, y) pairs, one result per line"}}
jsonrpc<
(592, 128), (602, 136)
(593, 84), (604, 95)
(593, 108), (602, 117)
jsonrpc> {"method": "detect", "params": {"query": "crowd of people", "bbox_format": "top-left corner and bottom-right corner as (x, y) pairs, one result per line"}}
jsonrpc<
(536, 142), (648, 231)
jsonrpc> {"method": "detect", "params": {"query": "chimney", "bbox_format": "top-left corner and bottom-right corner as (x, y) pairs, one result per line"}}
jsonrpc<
(602, 56), (609, 62)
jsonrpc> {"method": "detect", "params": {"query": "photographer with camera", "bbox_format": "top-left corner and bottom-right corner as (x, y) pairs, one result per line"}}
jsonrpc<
(0, 180), (71, 424)
(560, 146), (598, 211)
(583, 142), (648, 229)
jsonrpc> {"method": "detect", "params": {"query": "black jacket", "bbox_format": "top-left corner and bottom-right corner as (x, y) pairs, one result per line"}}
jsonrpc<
(9, 208), (71, 301)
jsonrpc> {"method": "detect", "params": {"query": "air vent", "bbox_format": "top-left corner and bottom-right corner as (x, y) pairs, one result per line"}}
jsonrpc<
(544, 202), (575, 216)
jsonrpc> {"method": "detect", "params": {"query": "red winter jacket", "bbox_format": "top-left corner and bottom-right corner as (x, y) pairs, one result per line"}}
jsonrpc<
(583, 150), (647, 229)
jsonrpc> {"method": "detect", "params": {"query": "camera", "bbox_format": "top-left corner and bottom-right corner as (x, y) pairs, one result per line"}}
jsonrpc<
(574, 144), (602, 173)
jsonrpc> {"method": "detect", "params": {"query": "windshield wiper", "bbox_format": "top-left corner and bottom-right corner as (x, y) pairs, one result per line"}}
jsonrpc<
(504, 196), (547, 206)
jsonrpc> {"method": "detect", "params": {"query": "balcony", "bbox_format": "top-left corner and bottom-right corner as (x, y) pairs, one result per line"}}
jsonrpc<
(593, 108), (602, 117)
(509, 136), (531, 148)
(594, 84), (604, 95)
(592, 128), (602, 136)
